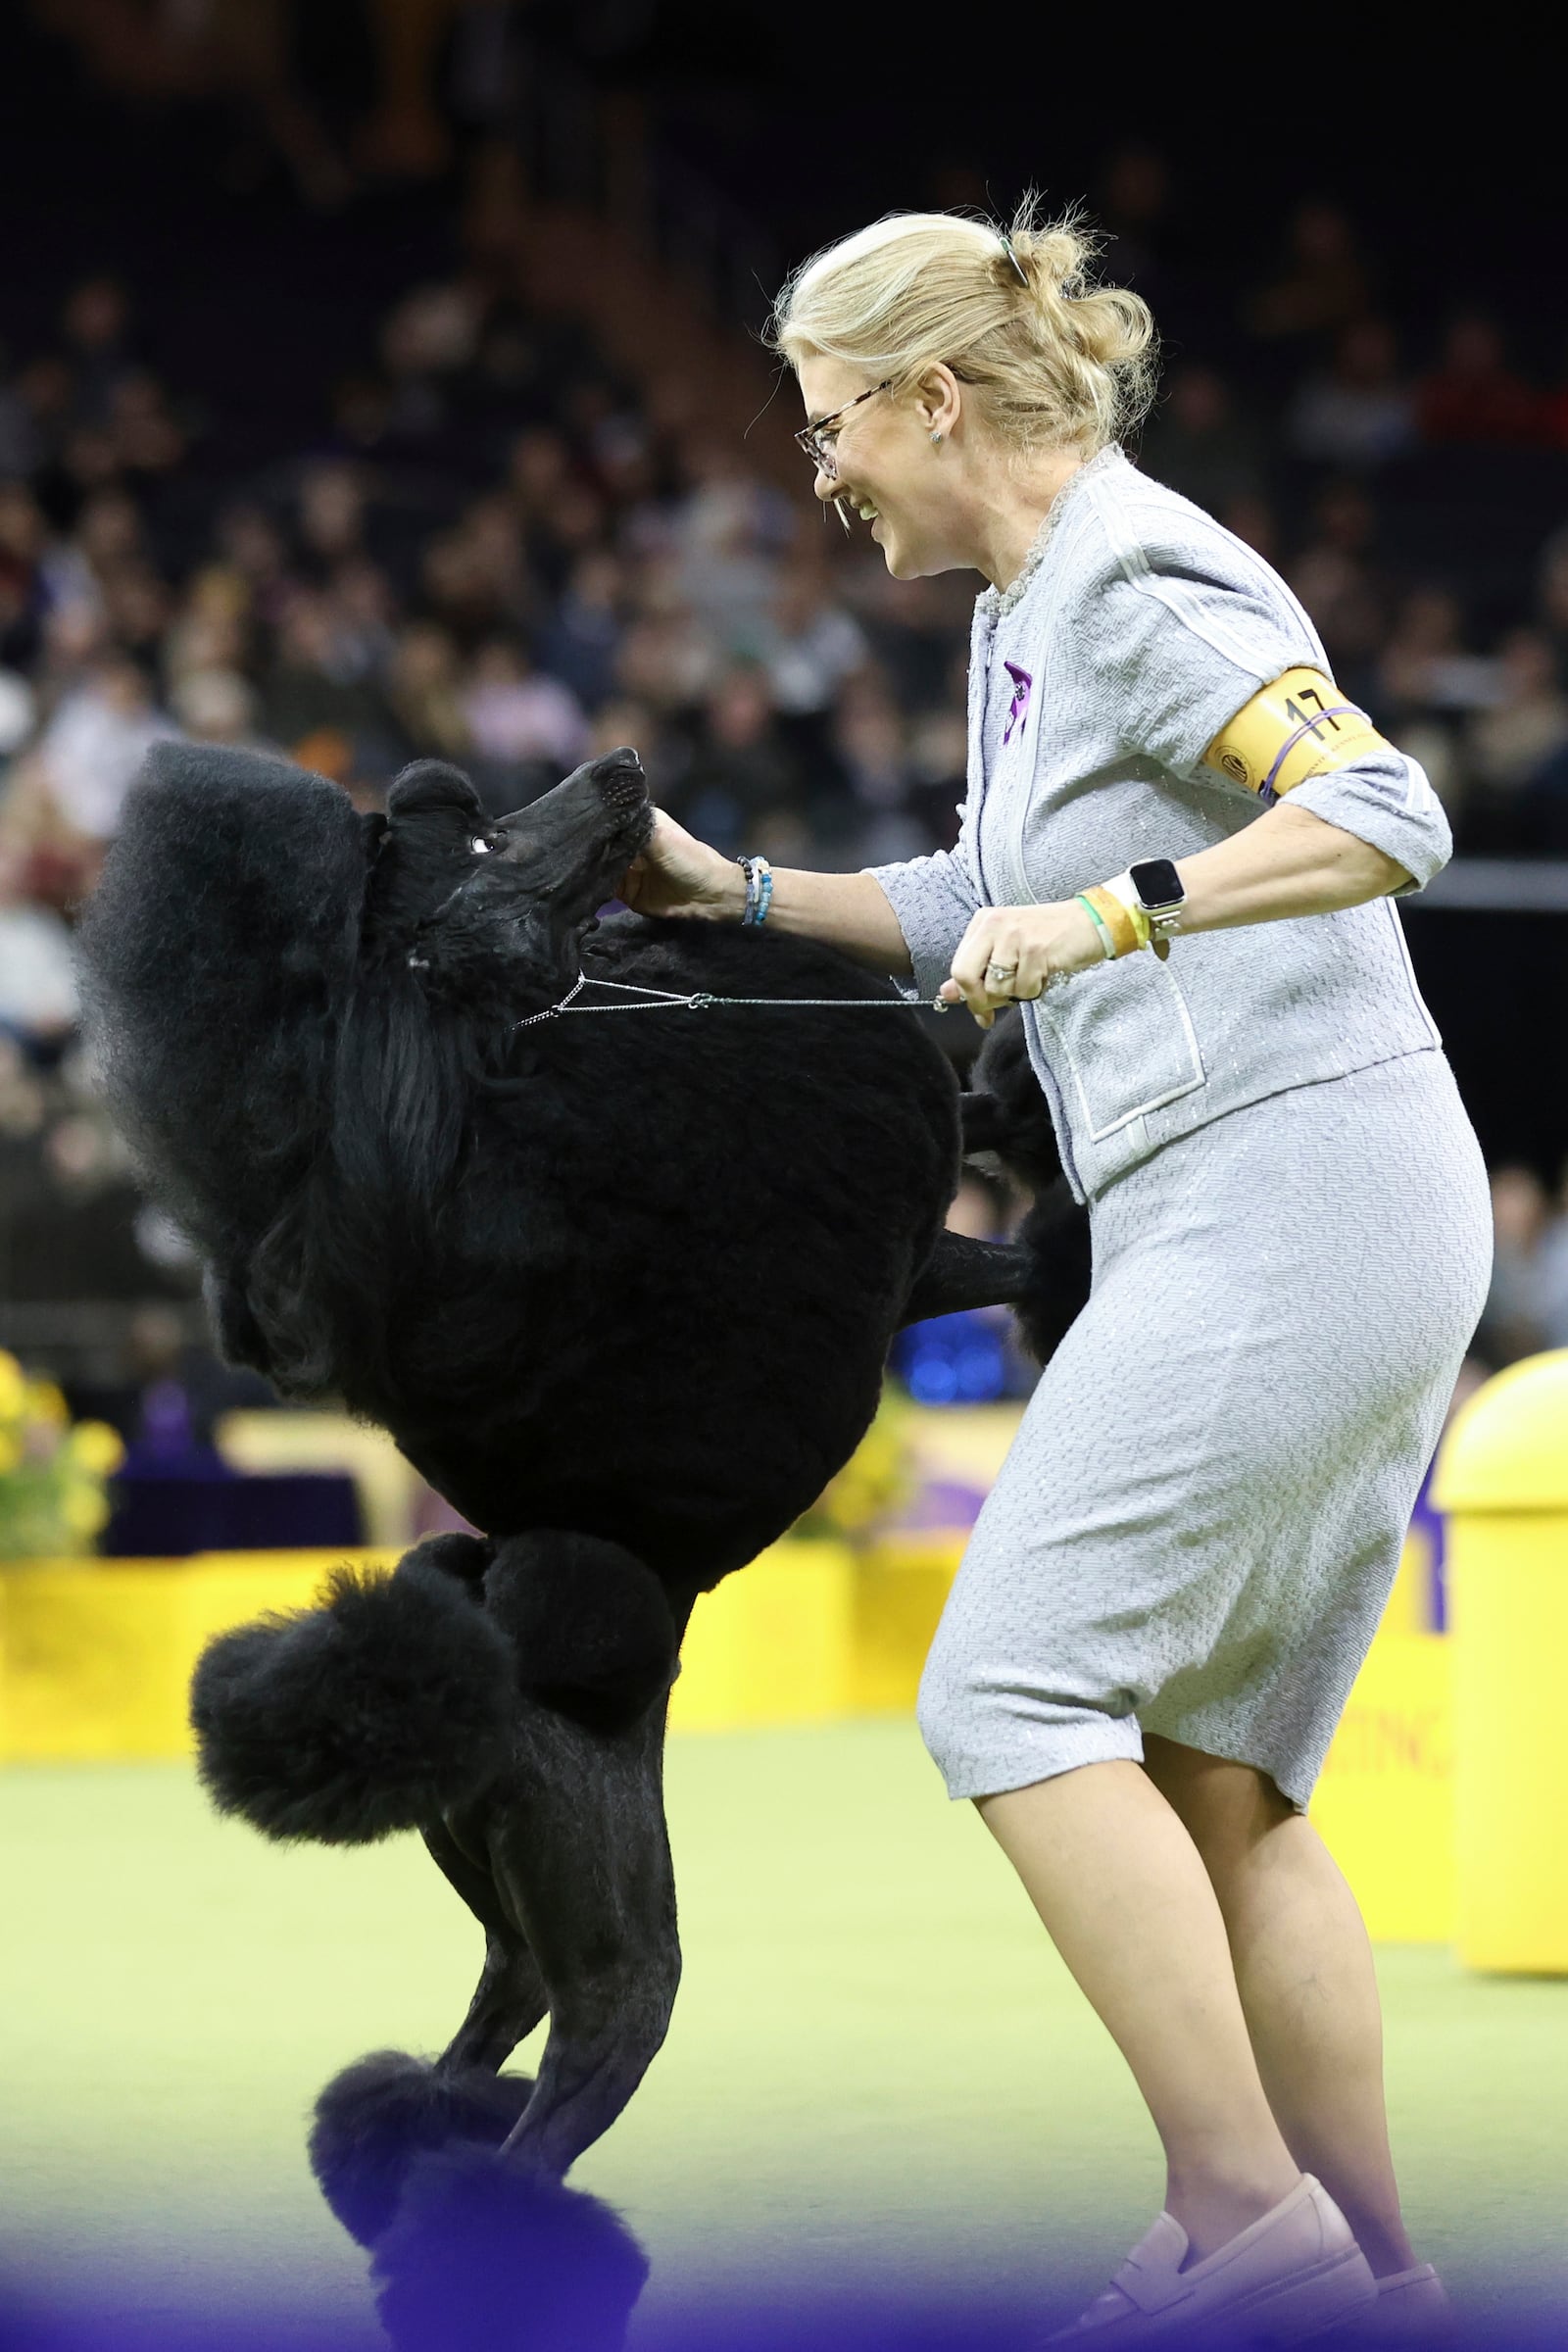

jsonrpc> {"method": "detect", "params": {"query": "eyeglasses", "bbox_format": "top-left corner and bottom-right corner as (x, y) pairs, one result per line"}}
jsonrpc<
(793, 380), (894, 479)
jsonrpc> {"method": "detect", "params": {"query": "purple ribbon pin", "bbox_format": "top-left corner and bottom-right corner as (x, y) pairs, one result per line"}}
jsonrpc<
(1003, 661), (1033, 744)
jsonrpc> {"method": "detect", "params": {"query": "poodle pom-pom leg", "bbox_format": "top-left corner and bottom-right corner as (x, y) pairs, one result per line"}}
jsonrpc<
(309, 2051), (535, 2248)
(189, 1539), (514, 1844)
(372, 2143), (650, 2352)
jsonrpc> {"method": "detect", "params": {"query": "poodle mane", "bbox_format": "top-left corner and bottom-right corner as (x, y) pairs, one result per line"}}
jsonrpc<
(76, 743), (369, 1273)
(80, 746), (576, 1406)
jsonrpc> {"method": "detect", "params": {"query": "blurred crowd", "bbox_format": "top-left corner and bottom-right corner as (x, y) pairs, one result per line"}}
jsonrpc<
(5, 120), (1568, 1407)
(1477, 1163), (1568, 1371)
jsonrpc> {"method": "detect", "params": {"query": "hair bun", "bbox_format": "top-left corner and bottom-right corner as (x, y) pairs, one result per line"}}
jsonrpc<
(1005, 224), (1089, 303)
(771, 197), (1157, 458)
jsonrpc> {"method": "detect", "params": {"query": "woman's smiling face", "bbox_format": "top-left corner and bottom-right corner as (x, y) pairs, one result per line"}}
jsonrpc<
(796, 353), (958, 581)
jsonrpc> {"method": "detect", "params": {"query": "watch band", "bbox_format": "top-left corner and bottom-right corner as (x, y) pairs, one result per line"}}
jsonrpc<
(1103, 861), (1186, 961)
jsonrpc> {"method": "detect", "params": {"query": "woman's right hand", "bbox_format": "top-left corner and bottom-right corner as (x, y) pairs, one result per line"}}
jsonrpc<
(614, 808), (746, 920)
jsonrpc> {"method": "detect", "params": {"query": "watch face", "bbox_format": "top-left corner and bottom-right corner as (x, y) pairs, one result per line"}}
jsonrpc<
(1130, 858), (1184, 909)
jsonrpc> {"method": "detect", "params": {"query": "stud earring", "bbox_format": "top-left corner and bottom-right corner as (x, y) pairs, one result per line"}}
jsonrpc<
(929, 430), (944, 446)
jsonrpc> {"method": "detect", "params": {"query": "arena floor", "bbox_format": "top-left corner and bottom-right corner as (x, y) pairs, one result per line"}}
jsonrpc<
(1, 1727), (1564, 2349)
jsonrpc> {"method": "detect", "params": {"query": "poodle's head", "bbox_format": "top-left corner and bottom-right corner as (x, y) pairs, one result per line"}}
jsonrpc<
(365, 748), (652, 1006)
(79, 739), (654, 1397)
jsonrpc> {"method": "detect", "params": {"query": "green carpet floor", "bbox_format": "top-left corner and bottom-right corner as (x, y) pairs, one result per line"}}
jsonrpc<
(1, 1725), (1564, 2342)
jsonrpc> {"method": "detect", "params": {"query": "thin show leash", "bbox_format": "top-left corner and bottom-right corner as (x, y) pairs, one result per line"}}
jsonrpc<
(511, 967), (1056, 1028)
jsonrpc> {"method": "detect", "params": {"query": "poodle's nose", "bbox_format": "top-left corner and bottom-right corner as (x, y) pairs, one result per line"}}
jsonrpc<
(596, 750), (647, 812)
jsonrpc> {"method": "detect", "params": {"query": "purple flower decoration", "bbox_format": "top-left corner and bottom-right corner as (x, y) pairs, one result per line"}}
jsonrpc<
(1003, 661), (1033, 744)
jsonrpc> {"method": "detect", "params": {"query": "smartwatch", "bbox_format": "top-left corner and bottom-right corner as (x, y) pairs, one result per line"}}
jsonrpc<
(1126, 858), (1186, 959)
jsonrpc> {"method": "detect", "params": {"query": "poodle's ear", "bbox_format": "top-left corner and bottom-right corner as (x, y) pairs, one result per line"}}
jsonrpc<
(385, 761), (484, 826)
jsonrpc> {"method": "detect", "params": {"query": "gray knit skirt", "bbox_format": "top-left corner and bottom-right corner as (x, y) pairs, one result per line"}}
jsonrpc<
(916, 1050), (1492, 1811)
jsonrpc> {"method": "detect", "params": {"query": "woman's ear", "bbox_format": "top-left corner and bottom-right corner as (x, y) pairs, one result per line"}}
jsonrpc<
(914, 364), (963, 442)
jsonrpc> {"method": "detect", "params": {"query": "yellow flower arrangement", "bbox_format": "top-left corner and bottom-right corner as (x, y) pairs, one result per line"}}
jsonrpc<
(0, 1348), (125, 1559)
(792, 1378), (918, 1545)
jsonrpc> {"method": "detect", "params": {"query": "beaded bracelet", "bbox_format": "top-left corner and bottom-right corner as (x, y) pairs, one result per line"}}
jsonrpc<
(738, 854), (773, 926)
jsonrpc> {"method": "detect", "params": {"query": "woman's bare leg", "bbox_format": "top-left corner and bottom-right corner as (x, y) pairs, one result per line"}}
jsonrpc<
(976, 1760), (1300, 2265)
(1141, 1735), (1417, 2278)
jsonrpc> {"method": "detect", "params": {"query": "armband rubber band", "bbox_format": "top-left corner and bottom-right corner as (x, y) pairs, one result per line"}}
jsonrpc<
(1202, 668), (1393, 806)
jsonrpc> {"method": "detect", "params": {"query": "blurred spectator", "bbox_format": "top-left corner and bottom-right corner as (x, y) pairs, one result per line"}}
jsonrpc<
(0, 667), (36, 757)
(0, 346), (41, 477)
(215, 505), (292, 627)
(1517, 733), (1568, 854)
(0, 481), (49, 668)
(297, 464), (368, 577)
(1140, 363), (1267, 515)
(105, 369), (186, 478)
(384, 620), (471, 761)
(673, 662), (807, 858)
(461, 635), (587, 771)
(614, 570), (721, 716)
(906, 703), (969, 852)
(828, 673), (924, 862)
(60, 275), (135, 428)
(1247, 201), (1371, 341)
(1289, 482), (1387, 699)
(1473, 1165), (1551, 1368)
(163, 564), (253, 685)
(168, 665), (263, 748)
(422, 493), (532, 641)
(1416, 316), (1542, 446)
(673, 462), (788, 650)
(854, 569), (971, 716)
(760, 553), (869, 728)
(1285, 320), (1414, 468)
(261, 590), (392, 751)
(1464, 630), (1568, 793)
(1535, 522), (1568, 666)
(1377, 590), (1502, 719)
(536, 550), (625, 713)
(1538, 1161), (1568, 1349)
(14, 652), (174, 845)
(0, 842), (77, 1058)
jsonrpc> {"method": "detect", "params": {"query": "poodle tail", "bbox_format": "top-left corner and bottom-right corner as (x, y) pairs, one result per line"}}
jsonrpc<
(1009, 1179), (1094, 1368)
(189, 1537), (514, 1844)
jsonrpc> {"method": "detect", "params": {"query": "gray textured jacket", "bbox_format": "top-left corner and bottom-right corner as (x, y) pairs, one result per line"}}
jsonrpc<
(866, 447), (1448, 1202)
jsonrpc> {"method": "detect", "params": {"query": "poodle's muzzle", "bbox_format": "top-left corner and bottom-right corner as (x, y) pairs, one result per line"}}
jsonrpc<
(494, 748), (651, 878)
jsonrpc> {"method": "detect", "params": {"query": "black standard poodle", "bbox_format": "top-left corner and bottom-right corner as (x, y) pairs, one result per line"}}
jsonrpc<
(76, 741), (1088, 2230)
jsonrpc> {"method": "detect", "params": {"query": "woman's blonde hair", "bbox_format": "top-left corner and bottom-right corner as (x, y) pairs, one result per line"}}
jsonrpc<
(768, 198), (1157, 458)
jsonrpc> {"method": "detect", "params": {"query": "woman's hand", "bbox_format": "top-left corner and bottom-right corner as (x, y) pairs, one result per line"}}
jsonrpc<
(614, 808), (746, 920)
(940, 900), (1106, 1028)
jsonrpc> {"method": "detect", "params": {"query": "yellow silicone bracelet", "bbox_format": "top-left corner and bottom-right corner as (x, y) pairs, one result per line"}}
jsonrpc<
(1081, 884), (1144, 959)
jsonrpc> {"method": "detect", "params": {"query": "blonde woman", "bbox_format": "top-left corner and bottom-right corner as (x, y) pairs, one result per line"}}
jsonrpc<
(619, 208), (1488, 2344)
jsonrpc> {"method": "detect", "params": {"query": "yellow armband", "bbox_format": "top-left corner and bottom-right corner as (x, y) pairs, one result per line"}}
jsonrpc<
(1202, 668), (1392, 805)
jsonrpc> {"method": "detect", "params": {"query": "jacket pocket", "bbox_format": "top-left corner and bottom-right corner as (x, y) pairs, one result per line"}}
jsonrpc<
(1038, 952), (1207, 1142)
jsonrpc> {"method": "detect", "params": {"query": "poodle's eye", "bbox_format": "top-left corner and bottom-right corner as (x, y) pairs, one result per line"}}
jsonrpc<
(470, 835), (494, 855)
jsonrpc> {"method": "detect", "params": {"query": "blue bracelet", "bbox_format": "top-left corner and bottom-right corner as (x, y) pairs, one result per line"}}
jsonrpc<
(739, 854), (773, 926)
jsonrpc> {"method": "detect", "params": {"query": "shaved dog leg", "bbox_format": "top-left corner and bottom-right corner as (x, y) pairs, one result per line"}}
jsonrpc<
(423, 1821), (551, 2075)
(490, 1694), (681, 2181)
